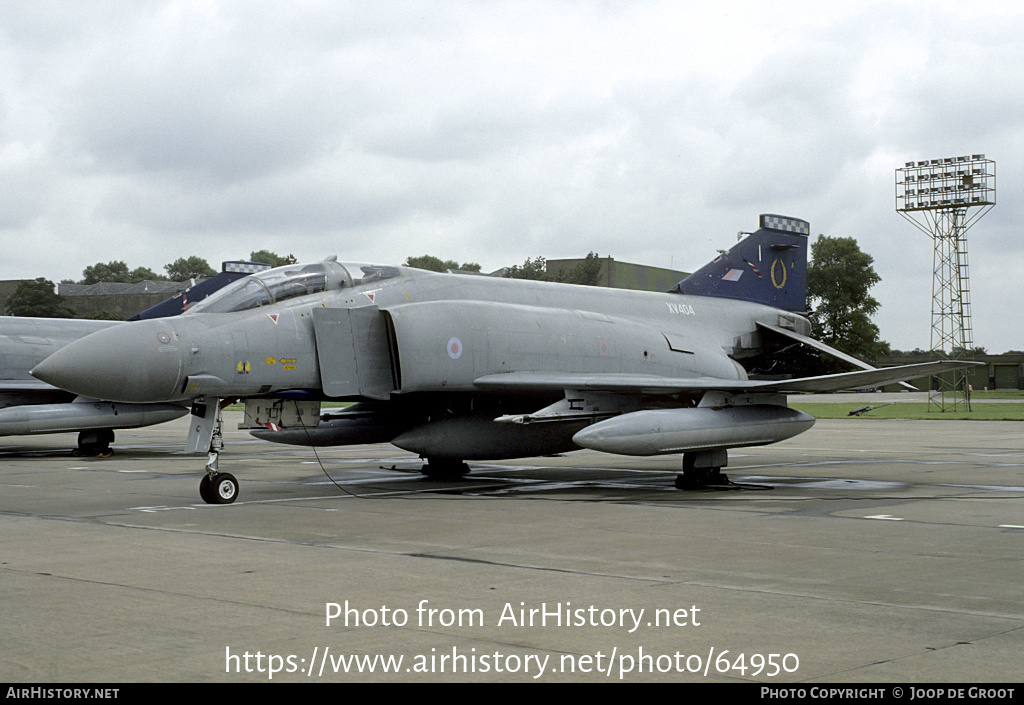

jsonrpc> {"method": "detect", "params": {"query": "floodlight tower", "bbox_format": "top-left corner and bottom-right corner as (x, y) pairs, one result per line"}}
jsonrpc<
(896, 155), (995, 412)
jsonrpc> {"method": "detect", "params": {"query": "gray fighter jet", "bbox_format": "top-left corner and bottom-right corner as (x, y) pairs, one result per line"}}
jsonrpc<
(0, 316), (187, 455)
(1, 262), (269, 454)
(32, 215), (975, 503)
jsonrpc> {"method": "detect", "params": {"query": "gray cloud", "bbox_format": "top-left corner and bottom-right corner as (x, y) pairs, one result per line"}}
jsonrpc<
(1, 1), (1022, 352)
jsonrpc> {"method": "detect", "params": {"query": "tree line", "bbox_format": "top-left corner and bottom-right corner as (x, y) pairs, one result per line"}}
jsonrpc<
(403, 252), (604, 286)
(71, 250), (300, 285)
(4, 250), (298, 318)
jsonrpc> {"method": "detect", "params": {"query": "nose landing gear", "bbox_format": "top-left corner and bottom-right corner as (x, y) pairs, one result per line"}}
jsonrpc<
(190, 397), (240, 504)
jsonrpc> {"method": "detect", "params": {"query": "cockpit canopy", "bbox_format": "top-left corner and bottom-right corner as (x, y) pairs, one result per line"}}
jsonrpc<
(188, 260), (401, 314)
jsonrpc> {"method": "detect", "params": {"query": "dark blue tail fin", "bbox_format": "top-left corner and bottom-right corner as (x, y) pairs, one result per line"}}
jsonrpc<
(670, 214), (809, 313)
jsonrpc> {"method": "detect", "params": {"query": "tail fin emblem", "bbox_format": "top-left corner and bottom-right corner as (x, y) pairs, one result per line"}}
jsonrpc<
(771, 259), (788, 289)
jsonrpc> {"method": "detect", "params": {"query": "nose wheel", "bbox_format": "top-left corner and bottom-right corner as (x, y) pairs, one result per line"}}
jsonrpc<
(200, 472), (239, 504)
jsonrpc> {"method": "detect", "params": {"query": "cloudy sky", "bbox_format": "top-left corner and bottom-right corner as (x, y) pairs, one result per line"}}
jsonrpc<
(2, 1), (1022, 352)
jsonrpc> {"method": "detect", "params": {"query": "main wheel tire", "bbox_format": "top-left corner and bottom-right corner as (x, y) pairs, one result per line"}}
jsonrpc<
(76, 429), (115, 457)
(674, 467), (727, 490)
(420, 459), (470, 480)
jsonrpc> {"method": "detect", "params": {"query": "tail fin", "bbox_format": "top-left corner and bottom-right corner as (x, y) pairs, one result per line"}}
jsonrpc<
(670, 214), (809, 313)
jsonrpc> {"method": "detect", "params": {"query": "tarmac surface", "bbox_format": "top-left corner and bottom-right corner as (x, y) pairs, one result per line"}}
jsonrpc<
(2, 411), (1022, 683)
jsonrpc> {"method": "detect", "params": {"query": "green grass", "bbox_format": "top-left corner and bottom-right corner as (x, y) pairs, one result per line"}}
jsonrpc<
(791, 402), (1024, 421)
(969, 389), (1024, 400)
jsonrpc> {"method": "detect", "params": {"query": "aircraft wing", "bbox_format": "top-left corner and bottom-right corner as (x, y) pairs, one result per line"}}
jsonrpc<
(473, 360), (981, 396)
(0, 379), (64, 393)
(0, 378), (71, 405)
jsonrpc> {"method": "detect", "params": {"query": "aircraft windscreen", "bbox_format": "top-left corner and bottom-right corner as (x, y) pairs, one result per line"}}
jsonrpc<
(190, 263), (331, 314)
(187, 261), (400, 314)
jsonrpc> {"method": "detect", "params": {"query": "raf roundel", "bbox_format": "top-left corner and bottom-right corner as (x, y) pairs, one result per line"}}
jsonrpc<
(447, 337), (463, 360)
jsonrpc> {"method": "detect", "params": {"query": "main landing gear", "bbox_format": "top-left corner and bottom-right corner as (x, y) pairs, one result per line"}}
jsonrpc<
(420, 457), (471, 480)
(74, 429), (114, 457)
(675, 450), (730, 490)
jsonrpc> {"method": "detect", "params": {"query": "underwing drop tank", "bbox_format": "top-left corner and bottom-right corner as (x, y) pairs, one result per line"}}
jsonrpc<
(571, 405), (814, 456)
(0, 399), (186, 436)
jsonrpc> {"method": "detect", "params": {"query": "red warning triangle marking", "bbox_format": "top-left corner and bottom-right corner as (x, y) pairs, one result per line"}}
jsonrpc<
(268, 313), (279, 324)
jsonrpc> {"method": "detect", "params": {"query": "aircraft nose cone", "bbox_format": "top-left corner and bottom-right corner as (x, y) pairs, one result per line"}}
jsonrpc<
(31, 320), (184, 403)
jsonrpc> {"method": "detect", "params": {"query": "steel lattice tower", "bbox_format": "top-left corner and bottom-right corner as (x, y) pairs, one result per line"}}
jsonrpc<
(896, 155), (995, 412)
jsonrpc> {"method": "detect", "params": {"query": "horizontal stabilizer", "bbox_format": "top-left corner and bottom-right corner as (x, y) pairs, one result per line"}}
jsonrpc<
(756, 321), (920, 391)
(756, 321), (874, 371)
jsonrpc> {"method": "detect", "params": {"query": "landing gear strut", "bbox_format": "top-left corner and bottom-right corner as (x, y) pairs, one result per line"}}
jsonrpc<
(194, 398), (239, 504)
(420, 458), (471, 480)
(74, 429), (114, 457)
(675, 450), (730, 490)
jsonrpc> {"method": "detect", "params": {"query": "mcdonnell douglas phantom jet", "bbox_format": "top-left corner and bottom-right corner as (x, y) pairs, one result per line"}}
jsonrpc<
(1, 262), (268, 454)
(31, 215), (975, 503)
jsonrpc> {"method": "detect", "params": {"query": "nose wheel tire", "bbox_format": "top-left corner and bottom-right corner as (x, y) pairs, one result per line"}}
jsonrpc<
(200, 473), (239, 504)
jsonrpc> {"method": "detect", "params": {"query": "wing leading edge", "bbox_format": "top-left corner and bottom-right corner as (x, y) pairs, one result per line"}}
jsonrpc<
(473, 359), (981, 396)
